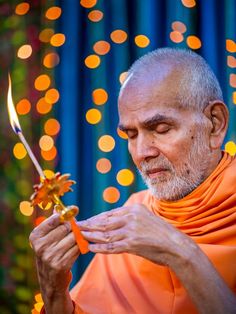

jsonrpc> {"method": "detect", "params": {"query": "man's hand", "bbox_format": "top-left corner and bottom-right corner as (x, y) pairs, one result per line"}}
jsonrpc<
(29, 213), (79, 313)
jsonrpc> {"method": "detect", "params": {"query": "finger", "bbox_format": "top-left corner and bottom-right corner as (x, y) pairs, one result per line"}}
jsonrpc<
(31, 213), (61, 238)
(89, 240), (129, 254)
(82, 229), (125, 243)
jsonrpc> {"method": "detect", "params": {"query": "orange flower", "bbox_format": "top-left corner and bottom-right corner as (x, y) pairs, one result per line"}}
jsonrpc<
(31, 173), (76, 208)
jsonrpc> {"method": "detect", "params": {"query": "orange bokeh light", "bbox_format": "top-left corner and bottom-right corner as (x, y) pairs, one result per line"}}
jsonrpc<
(92, 88), (108, 105)
(103, 187), (120, 203)
(232, 92), (236, 105)
(45, 6), (62, 20)
(171, 21), (187, 33)
(88, 10), (103, 22)
(19, 201), (34, 216)
(84, 55), (101, 69)
(39, 135), (54, 151)
(134, 35), (150, 48)
(181, 0), (196, 8)
(36, 97), (52, 115)
(170, 31), (184, 43)
(80, 0), (97, 8)
(186, 35), (201, 49)
(98, 135), (115, 152)
(230, 74), (236, 88)
(86, 108), (102, 124)
(50, 33), (66, 47)
(16, 98), (31, 115)
(93, 41), (111, 55)
(17, 44), (32, 59)
(110, 30), (128, 44)
(117, 127), (128, 139)
(43, 52), (60, 68)
(34, 74), (51, 91)
(39, 28), (54, 43)
(119, 72), (128, 85)
(13, 143), (27, 159)
(96, 158), (112, 174)
(45, 88), (60, 104)
(15, 2), (30, 15)
(41, 146), (57, 161)
(226, 39), (236, 53)
(44, 119), (61, 136)
(227, 56), (236, 68)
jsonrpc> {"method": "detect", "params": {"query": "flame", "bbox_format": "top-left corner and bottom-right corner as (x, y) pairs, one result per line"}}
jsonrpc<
(7, 74), (21, 133)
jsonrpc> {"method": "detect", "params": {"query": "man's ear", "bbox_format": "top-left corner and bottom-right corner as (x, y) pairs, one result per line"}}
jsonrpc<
(203, 100), (229, 150)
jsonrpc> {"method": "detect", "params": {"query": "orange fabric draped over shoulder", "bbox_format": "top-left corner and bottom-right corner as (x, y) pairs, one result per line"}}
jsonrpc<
(71, 152), (236, 314)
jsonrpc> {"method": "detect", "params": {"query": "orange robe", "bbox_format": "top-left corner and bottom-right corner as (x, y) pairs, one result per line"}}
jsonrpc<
(70, 152), (236, 314)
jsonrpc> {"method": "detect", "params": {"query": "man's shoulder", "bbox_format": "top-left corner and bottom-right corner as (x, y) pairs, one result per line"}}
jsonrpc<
(124, 189), (150, 206)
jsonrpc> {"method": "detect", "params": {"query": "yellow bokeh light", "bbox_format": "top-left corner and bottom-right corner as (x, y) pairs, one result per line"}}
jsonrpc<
(117, 127), (128, 139)
(36, 97), (52, 114)
(232, 92), (236, 105)
(134, 35), (150, 48)
(225, 141), (236, 156)
(98, 135), (115, 152)
(88, 10), (103, 22)
(186, 35), (201, 49)
(44, 119), (61, 136)
(103, 187), (120, 203)
(34, 302), (44, 312)
(181, 0), (196, 8)
(43, 52), (60, 68)
(119, 72), (128, 85)
(226, 39), (236, 53)
(84, 54), (101, 69)
(45, 88), (60, 104)
(45, 6), (62, 20)
(41, 146), (57, 161)
(171, 21), (187, 33)
(80, 0), (97, 8)
(170, 31), (184, 43)
(17, 44), (32, 59)
(43, 169), (55, 179)
(86, 108), (102, 124)
(92, 88), (108, 105)
(13, 143), (27, 159)
(116, 169), (134, 186)
(110, 30), (128, 44)
(34, 74), (51, 91)
(15, 2), (30, 15)
(96, 158), (111, 174)
(50, 33), (66, 47)
(16, 98), (31, 115)
(93, 40), (111, 55)
(19, 201), (34, 216)
(39, 28), (54, 43)
(35, 293), (43, 303)
(39, 135), (54, 151)
(230, 74), (236, 88)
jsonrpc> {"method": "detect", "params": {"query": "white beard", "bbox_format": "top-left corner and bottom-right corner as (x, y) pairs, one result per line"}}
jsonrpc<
(138, 131), (211, 201)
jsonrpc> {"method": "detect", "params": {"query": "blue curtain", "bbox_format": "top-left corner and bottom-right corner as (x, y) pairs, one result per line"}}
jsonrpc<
(57, 0), (236, 286)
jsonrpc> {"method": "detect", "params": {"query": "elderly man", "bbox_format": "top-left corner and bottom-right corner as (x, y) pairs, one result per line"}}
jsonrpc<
(30, 48), (236, 314)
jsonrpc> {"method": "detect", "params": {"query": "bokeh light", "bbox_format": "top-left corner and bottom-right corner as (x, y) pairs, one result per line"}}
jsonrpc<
(186, 35), (201, 49)
(44, 119), (60, 136)
(181, 0), (196, 8)
(15, 2), (30, 15)
(134, 35), (150, 48)
(92, 88), (108, 105)
(93, 40), (110, 55)
(233, 92), (236, 105)
(39, 28), (54, 43)
(43, 169), (55, 179)
(96, 158), (111, 173)
(103, 187), (120, 203)
(170, 31), (184, 43)
(19, 201), (34, 216)
(98, 135), (115, 152)
(116, 169), (134, 186)
(50, 33), (66, 47)
(39, 135), (54, 151)
(117, 127), (128, 139)
(226, 39), (236, 53)
(110, 30), (128, 44)
(225, 141), (236, 156)
(16, 98), (31, 115)
(171, 21), (187, 33)
(43, 52), (60, 68)
(41, 146), (57, 161)
(84, 54), (101, 68)
(36, 97), (52, 114)
(34, 74), (51, 91)
(227, 56), (236, 68)
(230, 74), (236, 88)
(17, 44), (32, 59)
(86, 108), (102, 124)
(88, 10), (103, 22)
(13, 143), (27, 159)
(119, 71), (128, 85)
(45, 88), (60, 104)
(80, 0), (97, 8)
(45, 6), (62, 20)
